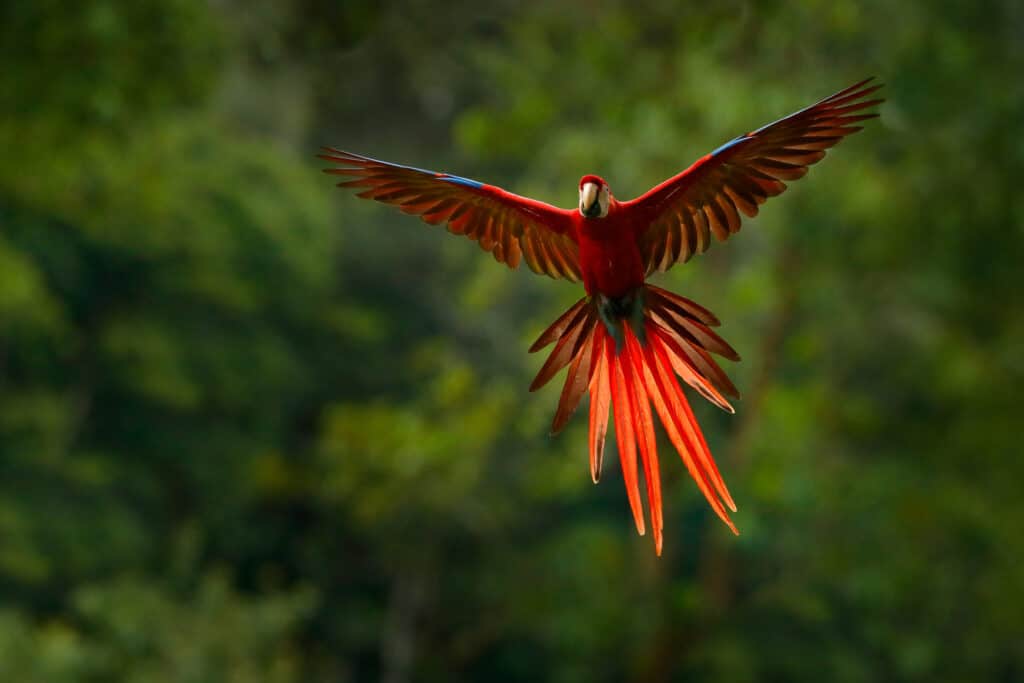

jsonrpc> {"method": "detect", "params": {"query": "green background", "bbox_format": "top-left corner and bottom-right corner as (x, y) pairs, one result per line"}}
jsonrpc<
(1, 1), (1021, 681)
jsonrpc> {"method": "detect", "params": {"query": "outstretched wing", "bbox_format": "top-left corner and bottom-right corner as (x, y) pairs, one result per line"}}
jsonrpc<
(320, 148), (581, 281)
(627, 78), (883, 275)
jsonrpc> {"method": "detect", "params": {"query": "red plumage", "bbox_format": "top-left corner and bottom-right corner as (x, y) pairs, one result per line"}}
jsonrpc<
(321, 79), (883, 554)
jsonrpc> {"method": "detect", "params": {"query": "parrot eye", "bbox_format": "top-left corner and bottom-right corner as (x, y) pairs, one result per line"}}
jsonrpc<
(579, 182), (610, 219)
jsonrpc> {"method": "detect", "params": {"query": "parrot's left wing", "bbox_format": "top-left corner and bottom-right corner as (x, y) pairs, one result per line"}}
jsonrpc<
(626, 78), (883, 275)
(321, 149), (581, 281)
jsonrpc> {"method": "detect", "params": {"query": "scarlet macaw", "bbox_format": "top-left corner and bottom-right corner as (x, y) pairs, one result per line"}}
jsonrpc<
(321, 78), (882, 554)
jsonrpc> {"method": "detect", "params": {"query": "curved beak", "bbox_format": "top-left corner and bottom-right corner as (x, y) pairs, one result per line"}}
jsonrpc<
(580, 182), (600, 217)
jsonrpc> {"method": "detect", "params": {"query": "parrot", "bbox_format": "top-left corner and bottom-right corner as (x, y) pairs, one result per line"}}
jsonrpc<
(320, 78), (883, 554)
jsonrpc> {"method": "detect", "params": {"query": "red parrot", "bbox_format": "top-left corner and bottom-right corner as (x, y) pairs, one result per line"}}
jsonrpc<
(321, 78), (882, 554)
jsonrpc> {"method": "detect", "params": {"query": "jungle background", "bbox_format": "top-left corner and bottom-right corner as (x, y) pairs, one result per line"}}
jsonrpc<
(1, 1), (1022, 681)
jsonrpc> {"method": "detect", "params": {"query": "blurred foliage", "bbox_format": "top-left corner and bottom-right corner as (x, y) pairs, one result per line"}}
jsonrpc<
(1, 0), (1022, 681)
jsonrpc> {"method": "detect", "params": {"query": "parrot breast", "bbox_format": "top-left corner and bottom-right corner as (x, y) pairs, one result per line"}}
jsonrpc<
(576, 213), (645, 298)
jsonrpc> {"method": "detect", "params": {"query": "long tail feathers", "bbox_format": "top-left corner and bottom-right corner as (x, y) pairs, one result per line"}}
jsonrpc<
(529, 284), (740, 555)
(587, 334), (611, 485)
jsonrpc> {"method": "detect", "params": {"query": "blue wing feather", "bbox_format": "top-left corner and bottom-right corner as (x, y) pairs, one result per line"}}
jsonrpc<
(439, 174), (484, 189)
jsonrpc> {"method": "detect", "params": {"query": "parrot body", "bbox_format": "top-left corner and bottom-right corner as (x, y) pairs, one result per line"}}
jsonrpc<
(576, 198), (645, 297)
(322, 79), (882, 554)
(570, 181), (645, 297)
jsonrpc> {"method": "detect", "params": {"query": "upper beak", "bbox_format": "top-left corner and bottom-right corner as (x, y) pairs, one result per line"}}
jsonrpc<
(580, 182), (600, 216)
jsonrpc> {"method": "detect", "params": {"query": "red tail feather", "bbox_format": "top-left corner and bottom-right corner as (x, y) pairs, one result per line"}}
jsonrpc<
(529, 285), (740, 554)
(623, 327), (664, 554)
(588, 329), (611, 484)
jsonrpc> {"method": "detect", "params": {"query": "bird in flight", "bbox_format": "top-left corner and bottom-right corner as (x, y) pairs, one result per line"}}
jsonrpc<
(321, 78), (883, 554)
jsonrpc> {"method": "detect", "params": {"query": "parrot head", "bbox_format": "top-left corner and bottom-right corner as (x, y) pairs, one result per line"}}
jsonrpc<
(579, 175), (611, 219)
